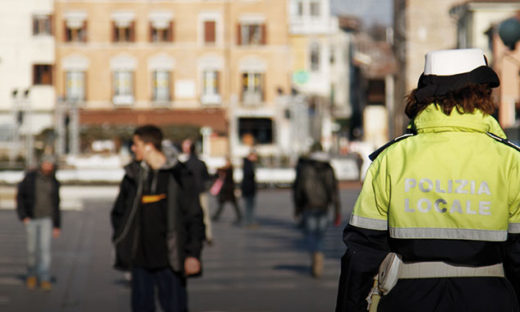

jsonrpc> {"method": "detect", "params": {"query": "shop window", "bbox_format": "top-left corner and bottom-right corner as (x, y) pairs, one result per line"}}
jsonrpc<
(238, 118), (273, 144)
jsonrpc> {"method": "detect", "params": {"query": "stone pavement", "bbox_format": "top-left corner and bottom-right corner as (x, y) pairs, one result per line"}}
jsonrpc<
(0, 186), (360, 312)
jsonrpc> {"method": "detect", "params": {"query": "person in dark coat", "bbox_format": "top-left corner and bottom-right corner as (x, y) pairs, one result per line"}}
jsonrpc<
(111, 125), (205, 312)
(181, 138), (213, 244)
(241, 149), (258, 227)
(211, 158), (242, 224)
(293, 143), (341, 278)
(16, 154), (61, 291)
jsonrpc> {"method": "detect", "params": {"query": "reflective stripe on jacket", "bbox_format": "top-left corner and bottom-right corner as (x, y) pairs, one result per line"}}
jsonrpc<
(350, 104), (520, 241)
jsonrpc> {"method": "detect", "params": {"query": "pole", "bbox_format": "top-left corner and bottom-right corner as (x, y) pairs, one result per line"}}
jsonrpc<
(24, 89), (34, 168)
(55, 97), (65, 157)
(69, 100), (79, 155)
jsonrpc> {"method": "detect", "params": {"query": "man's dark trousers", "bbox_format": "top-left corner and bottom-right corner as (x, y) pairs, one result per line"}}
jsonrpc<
(131, 267), (187, 312)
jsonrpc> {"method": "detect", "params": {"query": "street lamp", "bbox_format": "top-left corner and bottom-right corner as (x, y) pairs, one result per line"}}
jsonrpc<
(10, 88), (33, 168)
(498, 15), (520, 51)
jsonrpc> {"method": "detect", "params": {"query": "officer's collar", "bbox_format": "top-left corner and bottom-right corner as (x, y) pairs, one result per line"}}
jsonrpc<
(412, 104), (506, 138)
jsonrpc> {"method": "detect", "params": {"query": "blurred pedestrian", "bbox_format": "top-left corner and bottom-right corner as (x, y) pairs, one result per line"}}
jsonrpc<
(241, 149), (258, 228)
(212, 158), (242, 224)
(336, 49), (520, 312)
(111, 125), (205, 312)
(16, 154), (61, 291)
(182, 138), (213, 245)
(293, 143), (341, 278)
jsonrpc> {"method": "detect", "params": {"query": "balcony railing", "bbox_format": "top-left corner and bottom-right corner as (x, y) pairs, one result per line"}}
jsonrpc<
(201, 94), (222, 105)
(113, 95), (134, 106)
(242, 91), (263, 106)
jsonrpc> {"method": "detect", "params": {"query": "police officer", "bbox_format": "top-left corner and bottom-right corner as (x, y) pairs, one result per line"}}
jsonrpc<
(336, 48), (520, 311)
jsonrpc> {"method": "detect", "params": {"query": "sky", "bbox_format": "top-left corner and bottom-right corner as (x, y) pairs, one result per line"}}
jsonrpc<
(331, 0), (393, 26)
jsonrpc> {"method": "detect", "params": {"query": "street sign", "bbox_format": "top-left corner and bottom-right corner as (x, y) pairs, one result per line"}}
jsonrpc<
(292, 70), (309, 85)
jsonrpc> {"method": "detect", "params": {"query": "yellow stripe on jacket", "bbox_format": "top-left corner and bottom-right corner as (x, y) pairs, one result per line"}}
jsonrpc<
(141, 194), (166, 204)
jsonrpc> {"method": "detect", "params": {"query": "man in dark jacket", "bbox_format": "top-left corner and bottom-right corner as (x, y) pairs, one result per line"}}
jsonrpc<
(241, 149), (258, 227)
(293, 143), (341, 278)
(181, 138), (213, 244)
(111, 125), (205, 312)
(17, 154), (61, 291)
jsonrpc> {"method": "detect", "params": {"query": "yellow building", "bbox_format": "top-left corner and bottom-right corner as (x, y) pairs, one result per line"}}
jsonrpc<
(54, 0), (291, 157)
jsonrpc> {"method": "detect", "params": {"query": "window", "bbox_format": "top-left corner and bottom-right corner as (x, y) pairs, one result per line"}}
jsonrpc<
(112, 21), (135, 42)
(330, 45), (335, 64)
(204, 20), (216, 44)
(151, 71), (171, 102)
(310, 0), (321, 17)
(150, 22), (173, 42)
(310, 42), (320, 72)
(238, 23), (266, 45)
(113, 71), (134, 105)
(64, 21), (87, 42)
(201, 70), (220, 104)
(238, 118), (273, 144)
(33, 15), (52, 36)
(297, 1), (304, 16)
(33, 65), (53, 85)
(65, 71), (86, 101)
(241, 72), (264, 105)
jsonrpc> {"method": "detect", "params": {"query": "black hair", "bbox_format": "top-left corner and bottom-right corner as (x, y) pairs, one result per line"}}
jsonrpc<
(134, 125), (163, 151)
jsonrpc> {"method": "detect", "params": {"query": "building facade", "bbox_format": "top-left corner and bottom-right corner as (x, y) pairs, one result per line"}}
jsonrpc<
(0, 0), (55, 164)
(393, 0), (460, 135)
(288, 0), (353, 153)
(451, 0), (520, 130)
(54, 0), (291, 159)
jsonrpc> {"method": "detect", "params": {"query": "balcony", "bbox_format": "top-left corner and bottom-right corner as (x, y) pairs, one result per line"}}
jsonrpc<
(201, 94), (222, 106)
(242, 91), (263, 106)
(113, 95), (134, 106)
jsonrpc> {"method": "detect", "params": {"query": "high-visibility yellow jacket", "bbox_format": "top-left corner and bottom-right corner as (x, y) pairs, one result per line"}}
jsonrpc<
(351, 104), (520, 241)
(336, 104), (520, 312)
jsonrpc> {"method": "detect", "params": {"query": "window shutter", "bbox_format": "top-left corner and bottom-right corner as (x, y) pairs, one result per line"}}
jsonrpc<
(171, 71), (174, 101)
(64, 21), (70, 41)
(32, 65), (37, 85)
(237, 24), (242, 45)
(48, 65), (54, 85)
(241, 73), (245, 101)
(216, 71), (220, 95)
(130, 21), (136, 42)
(131, 71), (135, 98)
(261, 74), (265, 101)
(83, 20), (88, 42)
(84, 71), (88, 101)
(169, 21), (174, 42)
(32, 17), (38, 35)
(50, 14), (54, 36)
(261, 24), (267, 45)
(149, 22), (153, 42)
(204, 21), (216, 43)
(111, 21), (116, 42)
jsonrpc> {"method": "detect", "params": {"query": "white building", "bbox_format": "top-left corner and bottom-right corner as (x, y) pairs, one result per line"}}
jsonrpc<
(0, 0), (55, 163)
(288, 0), (352, 152)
